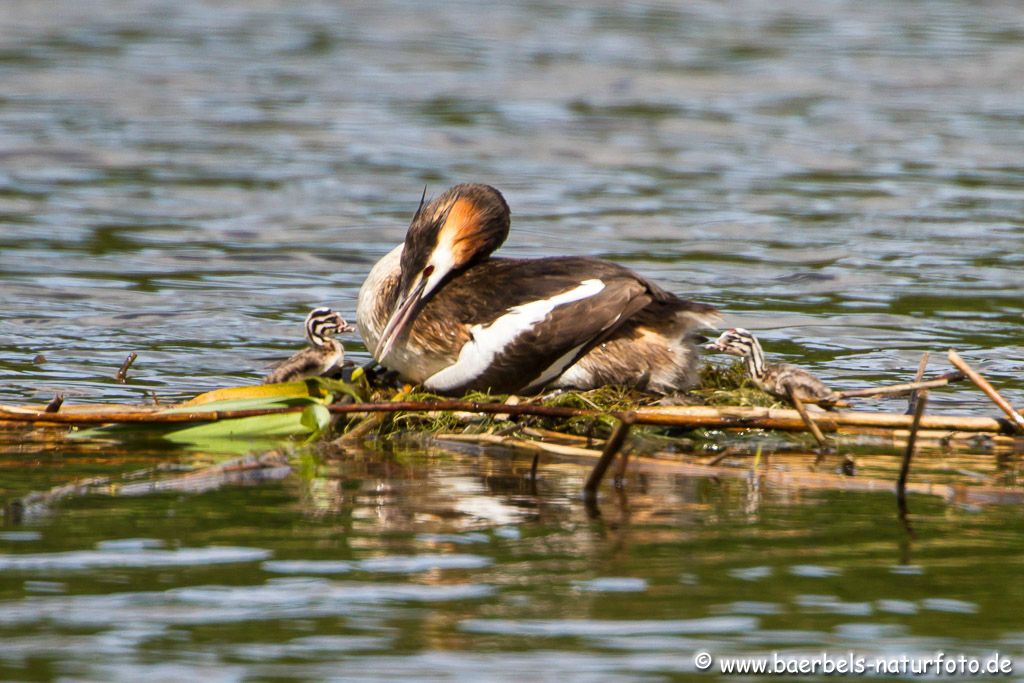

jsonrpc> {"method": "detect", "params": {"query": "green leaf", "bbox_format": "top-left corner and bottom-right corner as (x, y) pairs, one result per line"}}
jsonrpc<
(161, 411), (320, 443)
(299, 404), (331, 434)
(68, 378), (358, 449)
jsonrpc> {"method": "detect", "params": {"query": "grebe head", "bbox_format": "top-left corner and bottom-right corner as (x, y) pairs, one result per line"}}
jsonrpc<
(704, 328), (760, 358)
(305, 307), (354, 347)
(376, 183), (510, 361)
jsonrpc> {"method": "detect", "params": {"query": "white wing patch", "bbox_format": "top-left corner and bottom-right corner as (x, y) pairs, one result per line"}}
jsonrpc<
(424, 278), (606, 392)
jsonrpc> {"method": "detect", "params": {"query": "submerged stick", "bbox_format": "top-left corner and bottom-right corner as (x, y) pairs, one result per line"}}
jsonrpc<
(430, 430), (1024, 508)
(583, 412), (635, 500)
(332, 413), (387, 446)
(897, 390), (928, 518)
(613, 444), (631, 486)
(115, 352), (138, 383)
(436, 433), (601, 458)
(703, 447), (738, 467)
(521, 426), (605, 447)
(787, 385), (828, 448)
(906, 352), (930, 415)
(948, 350), (1024, 434)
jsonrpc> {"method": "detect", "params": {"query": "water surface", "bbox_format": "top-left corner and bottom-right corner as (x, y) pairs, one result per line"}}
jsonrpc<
(1, 1), (1024, 679)
(2, 443), (1024, 680)
(1, 0), (1021, 409)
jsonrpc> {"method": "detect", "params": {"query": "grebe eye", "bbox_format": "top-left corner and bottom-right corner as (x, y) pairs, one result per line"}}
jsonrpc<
(424, 265), (435, 277)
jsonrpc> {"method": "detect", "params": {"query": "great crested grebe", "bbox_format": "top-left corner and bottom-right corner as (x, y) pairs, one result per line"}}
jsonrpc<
(263, 307), (354, 384)
(704, 328), (836, 403)
(356, 183), (719, 395)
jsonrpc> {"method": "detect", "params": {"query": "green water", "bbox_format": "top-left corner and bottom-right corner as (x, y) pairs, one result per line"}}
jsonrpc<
(2, 0), (1024, 679)
(1, 442), (1022, 680)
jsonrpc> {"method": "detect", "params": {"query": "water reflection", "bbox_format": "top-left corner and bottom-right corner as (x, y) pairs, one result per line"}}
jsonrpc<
(0, 441), (1022, 678)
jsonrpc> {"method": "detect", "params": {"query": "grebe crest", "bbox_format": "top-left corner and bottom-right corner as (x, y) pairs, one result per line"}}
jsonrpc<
(378, 183), (510, 361)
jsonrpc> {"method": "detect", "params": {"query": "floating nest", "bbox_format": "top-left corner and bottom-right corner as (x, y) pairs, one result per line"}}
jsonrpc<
(2, 352), (1024, 519)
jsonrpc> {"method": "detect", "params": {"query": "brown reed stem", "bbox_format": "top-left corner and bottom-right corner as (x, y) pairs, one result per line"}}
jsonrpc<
(898, 390), (928, 517)
(115, 352), (138, 383)
(835, 372), (961, 400)
(613, 446), (631, 486)
(948, 349), (1024, 434)
(2, 400), (1019, 436)
(788, 385), (828, 448)
(583, 412), (635, 500)
(44, 394), (64, 413)
(906, 352), (929, 415)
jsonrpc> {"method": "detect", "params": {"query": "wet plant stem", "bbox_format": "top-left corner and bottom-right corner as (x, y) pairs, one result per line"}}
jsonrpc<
(115, 352), (138, 383)
(583, 412), (634, 500)
(898, 390), (928, 517)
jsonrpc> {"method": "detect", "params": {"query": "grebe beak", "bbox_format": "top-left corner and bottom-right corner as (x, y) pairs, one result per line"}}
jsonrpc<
(375, 268), (431, 361)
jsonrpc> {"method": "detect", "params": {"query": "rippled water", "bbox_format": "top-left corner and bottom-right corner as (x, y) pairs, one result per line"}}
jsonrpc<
(3, 446), (1024, 681)
(2, 0), (1024, 679)
(2, 0), (1022, 409)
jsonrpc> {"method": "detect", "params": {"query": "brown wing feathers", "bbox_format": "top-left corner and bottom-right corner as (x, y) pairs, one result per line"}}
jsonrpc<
(416, 258), (676, 393)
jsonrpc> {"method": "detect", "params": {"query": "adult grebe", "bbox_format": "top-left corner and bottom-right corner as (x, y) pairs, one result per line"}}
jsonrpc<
(264, 307), (354, 384)
(704, 328), (836, 403)
(356, 183), (719, 394)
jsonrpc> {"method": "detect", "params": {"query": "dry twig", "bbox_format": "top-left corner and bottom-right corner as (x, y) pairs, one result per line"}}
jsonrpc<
(906, 352), (930, 415)
(2, 400), (1019, 437)
(115, 352), (138, 383)
(948, 349), (1024, 434)
(787, 385), (828, 448)
(835, 373), (961, 400)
